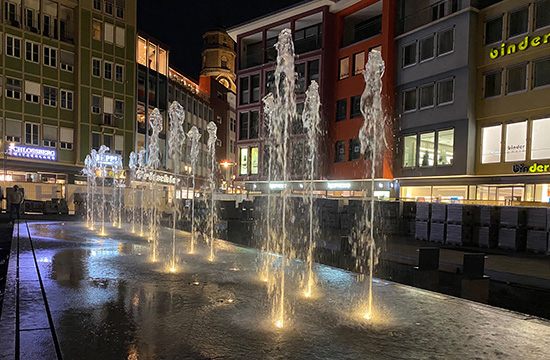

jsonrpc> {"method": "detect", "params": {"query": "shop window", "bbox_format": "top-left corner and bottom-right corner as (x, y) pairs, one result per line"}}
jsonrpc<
(437, 129), (454, 165)
(437, 78), (454, 105)
(43, 86), (57, 107)
(307, 60), (319, 86)
(239, 77), (249, 105)
(60, 90), (73, 110)
(250, 147), (259, 174)
(250, 111), (259, 139)
(437, 28), (454, 56)
(350, 95), (361, 119)
(43, 125), (57, 148)
(251, 74), (260, 103)
(505, 121), (527, 162)
(481, 124), (502, 164)
(104, 61), (112, 80)
(60, 127), (73, 150)
(25, 41), (39, 63)
(349, 138), (361, 161)
(6, 78), (22, 99)
(239, 148), (248, 175)
(339, 57), (349, 80)
(485, 16), (502, 45)
(403, 89), (416, 112)
(508, 6), (529, 38)
(353, 51), (365, 75)
(507, 64), (527, 94)
(335, 141), (346, 163)
(533, 57), (550, 89)
(484, 71), (502, 98)
(403, 135), (417, 167)
(535, 0), (550, 30)
(419, 84), (434, 109)
(419, 132), (435, 167)
(7, 35), (21, 58)
(25, 123), (39, 145)
(92, 95), (101, 114)
(6, 120), (22, 143)
(531, 118), (550, 160)
(24, 80), (40, 103)
(239, 112), (249, 140)
(419, 36), (434, 62)
(403, 43), (416, 67)
(92, 20), (101, 41)
(336, 99), (347, 121)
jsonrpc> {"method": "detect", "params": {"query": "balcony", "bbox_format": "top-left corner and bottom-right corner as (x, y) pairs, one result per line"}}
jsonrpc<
(342, 2), (383, 47)
(397, 0), (462, 35)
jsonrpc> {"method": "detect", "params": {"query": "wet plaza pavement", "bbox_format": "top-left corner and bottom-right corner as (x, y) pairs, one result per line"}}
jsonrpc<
(1, 221), (550, 359)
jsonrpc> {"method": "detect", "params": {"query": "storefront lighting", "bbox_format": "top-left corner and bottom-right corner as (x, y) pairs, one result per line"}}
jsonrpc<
(327, 182), (351, 190)
(269, 183), (287, 190)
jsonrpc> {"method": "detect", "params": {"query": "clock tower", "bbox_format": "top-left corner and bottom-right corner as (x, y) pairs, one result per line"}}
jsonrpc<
(200, 29), (236, 93)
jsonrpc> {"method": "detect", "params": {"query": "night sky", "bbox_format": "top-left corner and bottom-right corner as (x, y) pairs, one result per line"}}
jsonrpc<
(137, 0), (305, 79)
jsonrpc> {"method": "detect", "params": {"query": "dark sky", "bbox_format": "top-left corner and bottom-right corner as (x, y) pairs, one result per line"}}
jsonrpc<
(137, 0), (305, 79)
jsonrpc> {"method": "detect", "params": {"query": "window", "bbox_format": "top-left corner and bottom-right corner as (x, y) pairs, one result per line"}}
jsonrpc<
(336, 99), (347, 121)
(6, 120), (22, 143)
(485, 16), (502, 45)
(43, 126), (57, 148)
(403, 135), (417, 167)
(43, 86), (57, 106)
(535, 0), (550, 30)
(531, 118), (550, 159)
(250, 111), (259, 139)
(5, 1), (17, 24)
(419, 84), (434, 108)
(25, 41), (39, 62)
(339, 57), (349, 80)
(25, 123), (39, 145)
(250, 147), (259, 174)
(437, 129), (454, 165)
(60, 90), (73, 110)
(403, 43), (416, 67)
(505, 121), (527, 162)
(216, 116), (222, 124)
(484, 71), (502, 98)
(403, 89), (417, 112)
(419, 132), (435, 167)
(104, 61), (112, 80)
(115, 100), (124, 118)
(349, 138), (361, 161)
(44, 46), (57, 67)
(507, 64), (527, 94)
(239, 77), (249, 105)
(308, 59), (320, 86)
(60, 51), (74, 72)
(419, 36), (434, 62)
(230, 118), (236, 132)
(24, 81), (40, 103)
(92, 20), (101, 41)
(92, 58), (101, 77)
(437, 78), (454, 105)
(481, 125), (502, 164)
(6, 35), (21, 58)
(508, 6), (529, 38)
(25, 8), (35, 30)
(296, 63), (306, 93)
(294, 23), (322, 54)
(92, 95), (101, 114)
(6, 78), (22, 99)
(239, 112), (248, 140)
(353, 51), (365, 75)
(115, 26), (125, 47)
(115, 64), (124, 82)
(93, 0), (101, 11)
(251, 74), (260, 103)
(534, 57), (550, 88)
(116, 0), (125, 19)
(60, 127), (73, 150)
(105, 0), (114, 15)
(114, 134), (124, 155)
(350, 95), (361, 118)
(239, 148), (248, 175)
(437, 28), (454, 56)
(335, 141), (346, 163)
(91, 132), (101, 150)
(103, 134), (112, 150)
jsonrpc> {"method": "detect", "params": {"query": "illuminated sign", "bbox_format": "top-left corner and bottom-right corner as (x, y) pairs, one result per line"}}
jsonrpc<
(490, 34), (550, 60)
(269, 182), (287, 190)
(327, 182), (351, 190)
(512, 163), (550, 173)
(136, 171), (181, 185)
(8, 144), (56, 161)
(97, 154), (121, 166)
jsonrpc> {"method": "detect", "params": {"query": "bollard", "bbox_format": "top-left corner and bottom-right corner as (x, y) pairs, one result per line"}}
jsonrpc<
(461, 253), (490, 303)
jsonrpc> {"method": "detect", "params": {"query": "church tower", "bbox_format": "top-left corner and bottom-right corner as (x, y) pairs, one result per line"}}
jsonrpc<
(200, 29), (236, 93)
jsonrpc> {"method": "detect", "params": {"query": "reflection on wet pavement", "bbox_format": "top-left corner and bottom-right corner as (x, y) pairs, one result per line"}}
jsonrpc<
(18, 221), (550, 359)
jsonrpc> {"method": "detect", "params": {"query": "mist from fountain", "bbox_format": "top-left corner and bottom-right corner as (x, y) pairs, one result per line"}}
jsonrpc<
(83, 154), (93, 229)
(129, 151), (137, 233)
(187, 126), (201, 254)
(147, 109), (163, 261)
(206, 121), (218, 262)
(98, 145), (109, 236)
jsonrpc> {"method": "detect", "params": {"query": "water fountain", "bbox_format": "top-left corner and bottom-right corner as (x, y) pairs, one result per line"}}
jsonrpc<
(111, 155), (122, 228)
(129, 151), (137, 233)
(168, 100), (186, 271)
(147, 109), (163, 260)
(187, 126), (201, 254)
(206, 121), (218, 262)
(98, 145), (109, 236)
(83, 154), (93, 229)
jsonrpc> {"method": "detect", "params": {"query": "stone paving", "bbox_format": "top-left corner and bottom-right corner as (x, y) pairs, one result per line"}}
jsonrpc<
(1, 221), (550, 359)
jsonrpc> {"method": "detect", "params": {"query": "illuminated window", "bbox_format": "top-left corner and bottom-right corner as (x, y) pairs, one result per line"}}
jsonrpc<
(353, 51), (365, 75)
(239, 148), (248, 175)
(158, 48), (167, 75)
(339, 57), (349, 80)
(137, 37), (147, 66)
(419, 132), (435, 167)
(437, 129), (454, 165)
(531, 118), (550, 160)
(481, 125), (502, 164)
(148, 43), (157, 71)
(403, 135), (417, 167)
(92, 20), (101, 41)
(251, 147), (258, 174)
(505, 121), (527, 162)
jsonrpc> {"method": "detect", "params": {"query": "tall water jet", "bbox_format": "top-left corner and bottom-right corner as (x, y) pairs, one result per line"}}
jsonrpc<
(137, 148), (147, 237)
(269, 28), (296, 328)
(89, 149), (99, 230)
(116, 156), (123, 229)
(83, 155), (93, 229)
(111, 156), (122, 228)
(358, 50), (387, 320)
(187, 126), (201, 254)
(129, 151), (137, 233)
(168, 101), (186, 271)
(206, 121), (218, 262)
(98, 145), (110, 236)
(147, 109), (163, 261)
(302, 80), (321, 298)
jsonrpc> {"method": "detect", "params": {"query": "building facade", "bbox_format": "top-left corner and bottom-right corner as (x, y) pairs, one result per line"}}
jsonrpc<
(200, 28), (237, 93)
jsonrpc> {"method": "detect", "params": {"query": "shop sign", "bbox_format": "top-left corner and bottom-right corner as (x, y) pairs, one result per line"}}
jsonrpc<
(490, 33), (550, 60)
(8, 144), (56, 161)
(136, 171), (181, 185)
(512, 163), (550, 173)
